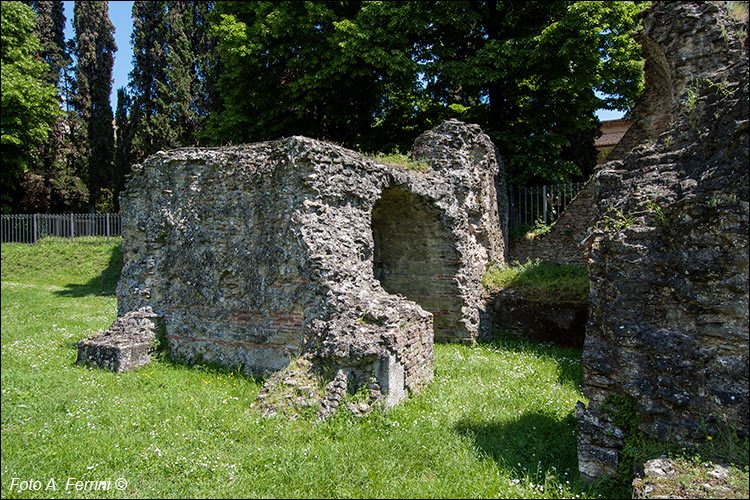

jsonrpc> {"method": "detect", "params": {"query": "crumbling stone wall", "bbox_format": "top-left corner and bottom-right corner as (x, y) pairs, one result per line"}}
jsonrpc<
(608, 1), (747, 161)
(509, 179), (595, 265)
(577, 1), (749, 481)
(117, 119), (505, 405)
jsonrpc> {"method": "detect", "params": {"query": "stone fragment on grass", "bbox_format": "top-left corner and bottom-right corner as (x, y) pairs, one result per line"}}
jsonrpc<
(76, 307), (158, 373)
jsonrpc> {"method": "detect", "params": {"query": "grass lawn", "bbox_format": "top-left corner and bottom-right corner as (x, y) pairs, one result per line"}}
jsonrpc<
(2, 239), (600, 498)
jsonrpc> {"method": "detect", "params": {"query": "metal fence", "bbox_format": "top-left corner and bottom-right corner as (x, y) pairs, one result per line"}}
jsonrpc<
(1, 213), (122, 244)
(508, 182), (584, 229)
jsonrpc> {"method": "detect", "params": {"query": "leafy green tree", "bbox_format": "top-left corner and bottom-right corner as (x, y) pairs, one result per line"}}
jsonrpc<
(72, 0), (117, 211)
(416, 0), (644, 185)
(1, 1), (61, 212)
(206, 1), (643, 184)
(204, 1), (421, 151)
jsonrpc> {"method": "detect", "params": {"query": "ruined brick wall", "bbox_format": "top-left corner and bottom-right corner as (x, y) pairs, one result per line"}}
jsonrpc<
(117, 120), (505, 404)
(577, 1), (749, 481)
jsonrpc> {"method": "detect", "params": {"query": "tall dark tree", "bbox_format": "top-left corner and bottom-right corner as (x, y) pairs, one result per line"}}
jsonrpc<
(128, 1), (168, 160)
(20, 1), (89, 213)
(72, 1), (117, 211)
(192, 1), (222, 144)
(113, 87), (133, 210)
(28, 1), (68, 85)
(126, 1), (221, 162)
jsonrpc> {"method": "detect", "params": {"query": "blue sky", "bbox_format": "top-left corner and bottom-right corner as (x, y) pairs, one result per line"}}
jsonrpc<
(61, 1), (624, 121)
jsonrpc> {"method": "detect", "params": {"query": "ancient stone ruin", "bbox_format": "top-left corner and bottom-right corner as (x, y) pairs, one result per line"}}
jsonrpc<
(115, 119), (505, 406)
(576, 1), (749, 480)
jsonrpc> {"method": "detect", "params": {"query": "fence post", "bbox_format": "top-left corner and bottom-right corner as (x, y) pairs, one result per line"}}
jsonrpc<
(106, 213), (110, 243)
(508, 186), (513, 229)
(542, 185), (548, 225)
(33, 214), (38, 244)
(70, 213), (74, 243)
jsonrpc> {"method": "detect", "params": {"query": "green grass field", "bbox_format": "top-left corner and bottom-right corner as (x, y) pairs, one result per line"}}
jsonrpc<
(1, 239), (600, 498)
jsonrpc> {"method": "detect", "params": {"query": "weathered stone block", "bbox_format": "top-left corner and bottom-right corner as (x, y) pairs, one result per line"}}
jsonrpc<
(76, 307), (158, 372)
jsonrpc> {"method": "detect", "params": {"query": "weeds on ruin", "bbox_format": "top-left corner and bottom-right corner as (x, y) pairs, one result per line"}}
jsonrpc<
(366, 149), (430, 172)
(640, 199), (672, 229)
(594, 396), (750, 499)
(600, 206), (637, 233)
(509, 218), (553, 243)
(727, 0), (749, 22)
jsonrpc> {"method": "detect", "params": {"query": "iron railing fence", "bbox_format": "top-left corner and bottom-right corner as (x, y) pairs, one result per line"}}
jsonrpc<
(1, 213), (122, 244)
(508, 182), (584, 229)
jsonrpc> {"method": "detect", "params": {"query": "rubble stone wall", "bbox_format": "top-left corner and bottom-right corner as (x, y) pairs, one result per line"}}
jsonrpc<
(117, 120), (505, 403)
(509, 179), (595, 265)
(608, 1), (747, 161)
(577, 1), (749, 481)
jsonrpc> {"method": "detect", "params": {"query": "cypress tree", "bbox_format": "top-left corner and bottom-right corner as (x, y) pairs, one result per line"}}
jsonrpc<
(26, 1), (86, 212)
(127, 1), (220, 160)
(191, 1), (222, 145)
(113, 87), (133, 210)
(129, 0), (168, 161)
(72, 1), (117, 211)
(29, 1), (68, 86)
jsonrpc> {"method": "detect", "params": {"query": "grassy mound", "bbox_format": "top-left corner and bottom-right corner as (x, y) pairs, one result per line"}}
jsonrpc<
(483, 258), (589, 303)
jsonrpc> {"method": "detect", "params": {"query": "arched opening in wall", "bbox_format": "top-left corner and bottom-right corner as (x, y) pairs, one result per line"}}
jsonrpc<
(371, 185), (464, 342)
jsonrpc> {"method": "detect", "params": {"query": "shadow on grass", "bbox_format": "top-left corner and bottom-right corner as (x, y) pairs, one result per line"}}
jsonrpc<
(480, 329), (584, 392)
(54, 244), (123, 297)
(455, 411), (589, 493)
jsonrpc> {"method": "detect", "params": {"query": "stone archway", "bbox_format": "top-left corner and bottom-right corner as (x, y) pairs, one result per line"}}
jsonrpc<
(371, 185), (463, 342)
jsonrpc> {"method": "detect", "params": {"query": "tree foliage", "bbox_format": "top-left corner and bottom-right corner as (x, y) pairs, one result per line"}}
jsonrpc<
(206, 0), (645, 185)
(113, 86), (134, 211)
(1, 0), (646, 213)
(127, 1), (221, 166)
(1, 1), (61, 212)
(412, 0), (645, 184)
(18, 1), (91, 213)
(204, 1), (422, 151)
